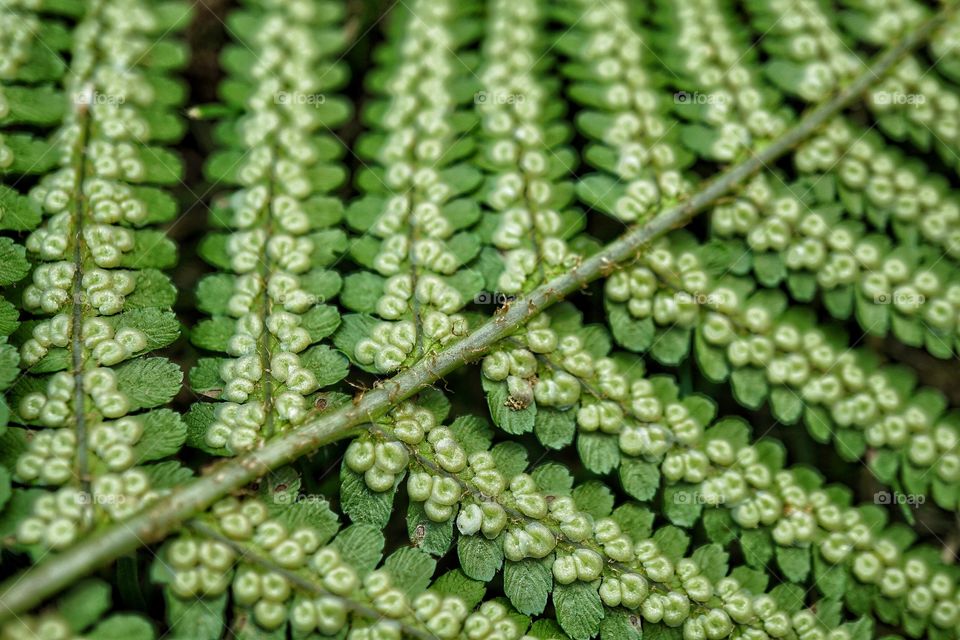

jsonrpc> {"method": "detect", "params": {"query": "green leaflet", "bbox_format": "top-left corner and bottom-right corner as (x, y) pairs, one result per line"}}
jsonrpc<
(776, 546), (811, 583)
(619, 459), (660, 502)
(0, 237), (29, 286)
(339, 464), (399, 529)
(335, 0), (486, 375)
(160, 590), (227, 640)
(332, 523), (385, 577)
(458, 535), (503, 582)
(601, 229), (960, 511)
(482, 376), (536, 435)
(186, 0), (350, 455)
(504, 559), (552, 616)
(383, 546), (437, 596)
(431, 569), (487, 610)
(599, 610), (642, 640)
(408, 500), (454, 556)
(0, 0), (191, 556)
(554, 582), (605, 640)
(150, 480), (537, 639)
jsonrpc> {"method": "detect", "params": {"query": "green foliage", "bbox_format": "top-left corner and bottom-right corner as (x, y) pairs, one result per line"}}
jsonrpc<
(185, 0), (350, 456)
(0, 0), (191, 556)
(335, 0), (485, 374)
(1, 0), (960, 639)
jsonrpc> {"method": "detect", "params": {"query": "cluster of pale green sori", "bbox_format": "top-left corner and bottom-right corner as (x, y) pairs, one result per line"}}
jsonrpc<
(474, 0), (597, 437)
(562, 0), (693, 226)
(0, 0), (190, 554)
(153, 489), (536, 640)
(559, 0), (960, 507)
(837, 0), (960, 157)
(477, 293), (960, 636)
(713, 143), (960, 360)
(743, 0), (862, 102)
(186, 0), (350, 455)
(0, 0), (71, 449)
(741, 0), (960, 229)
(655, 0), (789, 163)
(795, 119), (960, 268)
(656, 0), (960, 361)
(482, 302), (705, 480)
(747, 0), (960, 167)
(476, 0), (585, 296)
(481, 304), (636, 452)
(603, 233), (960, 506)
(339, 0), (482, 374)
(684, 430), (960, 637)
(930, 8), (960, 85)
(591, 336), (956, 630)
(344, 401), (880, 640)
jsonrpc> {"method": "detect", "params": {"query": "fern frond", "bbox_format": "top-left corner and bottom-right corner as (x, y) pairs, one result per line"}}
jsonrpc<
(151, 480), (548, 640)
(602, 231), (960, 509)
(491, 331), (960, 635)
(625, 0), (960, 369)
(545, 0), (960, 508)
(651, 0), (792, 165)
(0, 3), (951, 623)
(472, 0), (589, 298)
(0, 0), (191, 553)
(713, 144), (960, 361)
(606, 0), (960, 364)
(336, 0), (484, 374)
(0, 0), (77, 449)
(560, 0), (694, 226)
(340, 400), (931, 640)
(747, 0), (960, 167)
(185, 0), (351, 455)
(840, 0), (960, 154)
